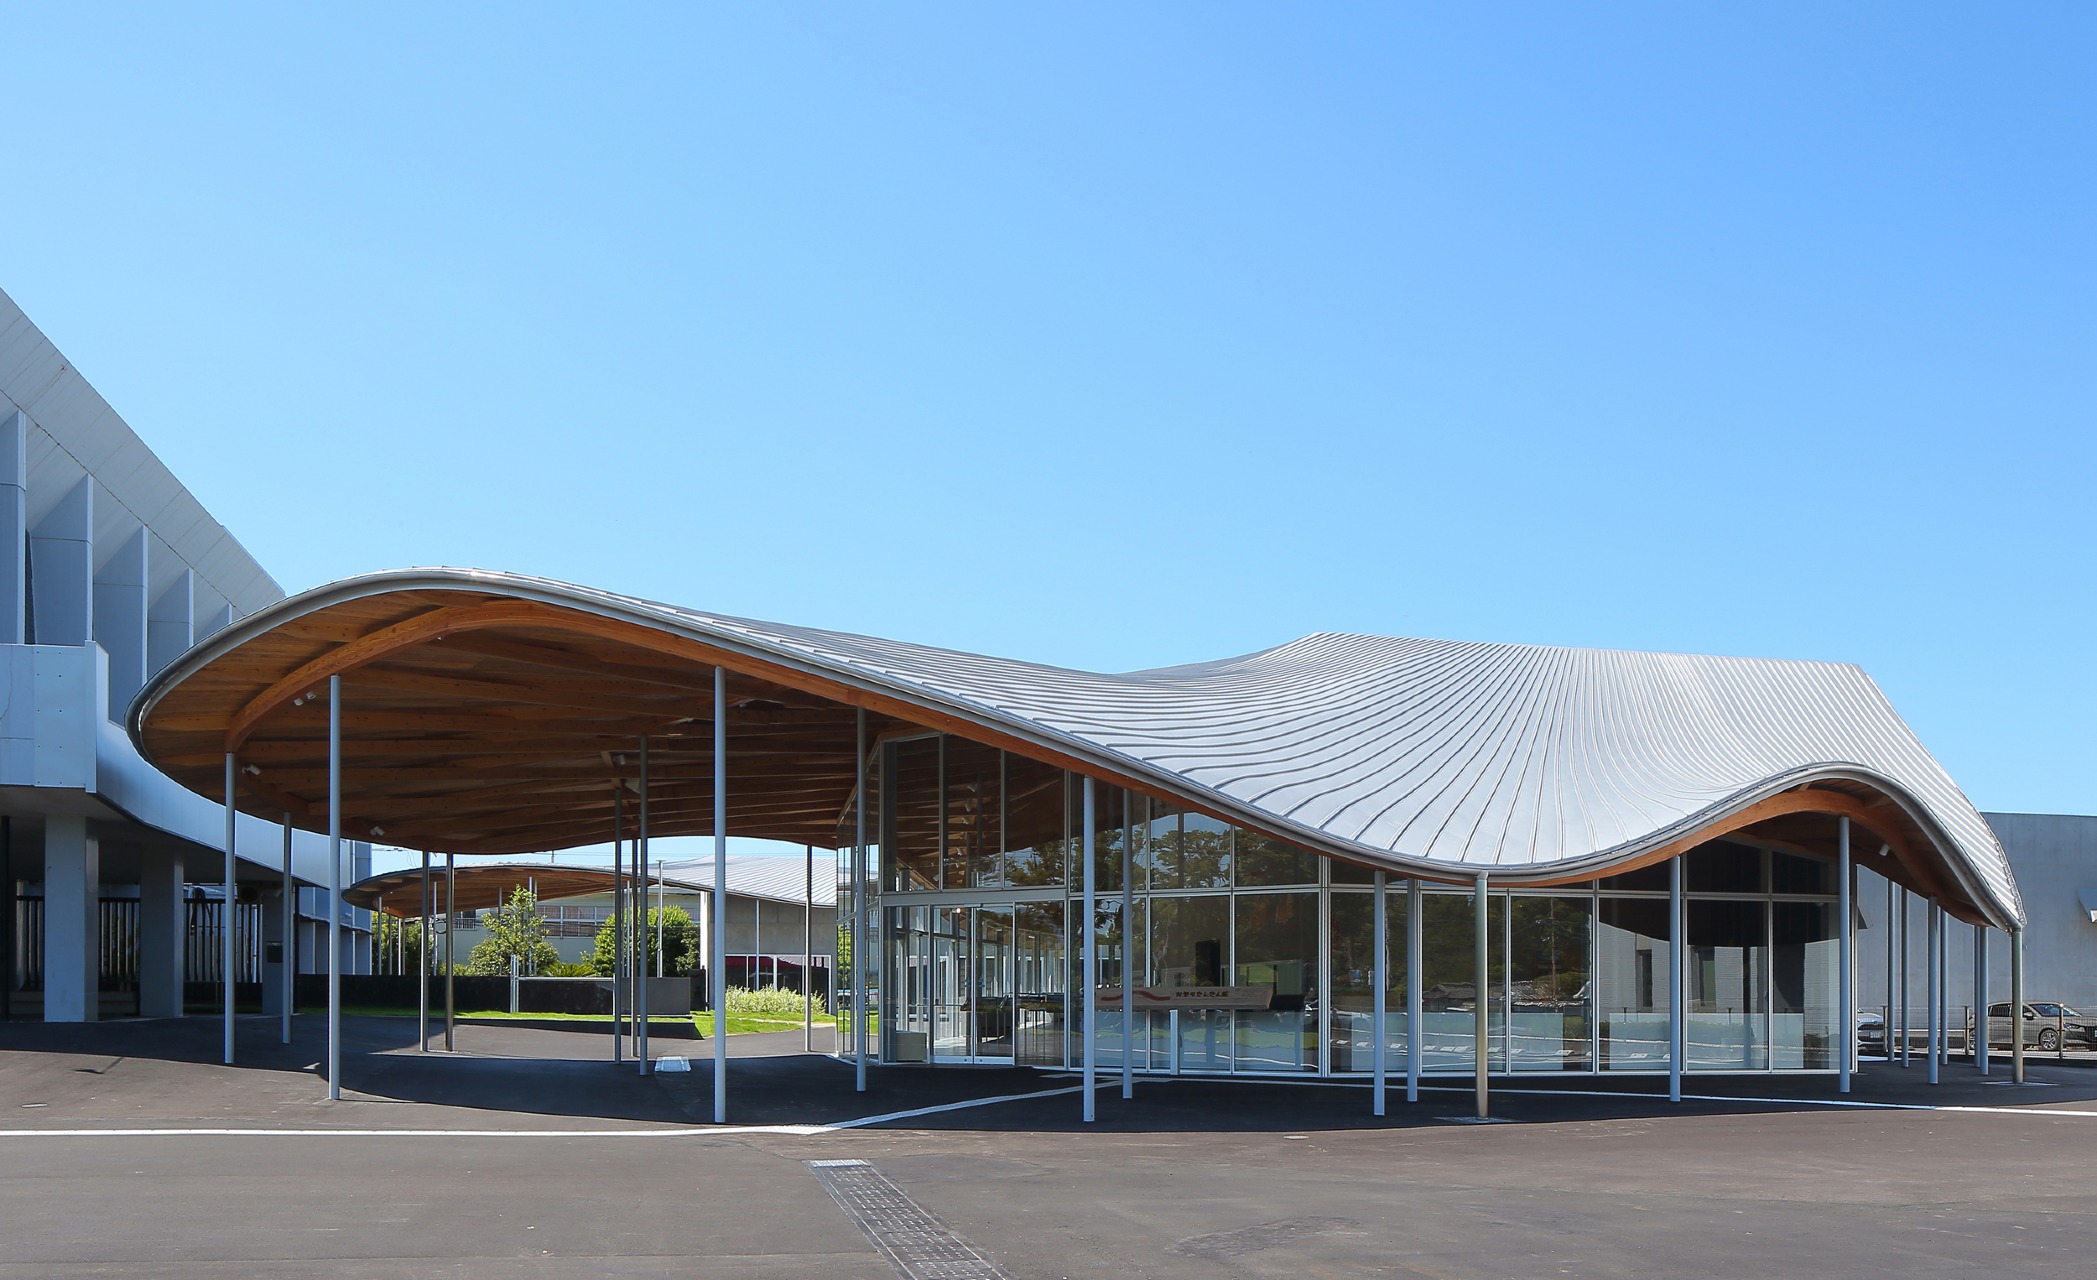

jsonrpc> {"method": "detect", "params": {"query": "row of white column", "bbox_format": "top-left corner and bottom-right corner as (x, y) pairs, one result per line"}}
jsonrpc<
(219, 683), (2026, 1120)
(1071, 809), (2026, 1123)
(220, 668), (743, 1118)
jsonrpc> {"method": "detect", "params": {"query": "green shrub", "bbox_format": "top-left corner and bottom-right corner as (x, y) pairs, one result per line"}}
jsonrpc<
(723, 985), (807, 1017)
(588, 905), (697, 977)
(544, 961), (596, 977)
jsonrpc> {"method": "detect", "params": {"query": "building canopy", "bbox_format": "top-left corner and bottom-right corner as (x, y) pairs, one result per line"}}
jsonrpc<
(127, 567), (2024, 929)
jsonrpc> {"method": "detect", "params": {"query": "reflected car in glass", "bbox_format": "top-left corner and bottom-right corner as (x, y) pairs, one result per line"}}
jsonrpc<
(1986, 1002), (2097, 1052)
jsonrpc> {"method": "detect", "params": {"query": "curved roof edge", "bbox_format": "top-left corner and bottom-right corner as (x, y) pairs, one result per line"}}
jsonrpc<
(130, 566), (2025, 929)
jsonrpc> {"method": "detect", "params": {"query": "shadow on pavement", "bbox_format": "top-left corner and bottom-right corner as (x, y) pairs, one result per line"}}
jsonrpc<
(8, 1014), (2097, 1133)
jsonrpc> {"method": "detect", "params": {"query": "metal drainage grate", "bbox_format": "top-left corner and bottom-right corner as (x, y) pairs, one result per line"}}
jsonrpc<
(806, 1159), (1012, 1280)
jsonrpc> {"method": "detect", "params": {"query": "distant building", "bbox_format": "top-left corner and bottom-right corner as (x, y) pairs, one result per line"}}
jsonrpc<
(352, 855), (834, 990)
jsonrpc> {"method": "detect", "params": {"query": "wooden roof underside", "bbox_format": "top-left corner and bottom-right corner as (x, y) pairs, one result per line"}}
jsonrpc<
(346, 865), (623, 917)
(141, 590), (933, 855)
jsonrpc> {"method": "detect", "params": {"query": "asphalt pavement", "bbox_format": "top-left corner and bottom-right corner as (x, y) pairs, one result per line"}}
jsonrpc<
(3, 1015), (2095, 1278)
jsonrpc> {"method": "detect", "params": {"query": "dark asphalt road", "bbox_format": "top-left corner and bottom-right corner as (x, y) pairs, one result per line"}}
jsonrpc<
(3, 1016), (2094, 1277)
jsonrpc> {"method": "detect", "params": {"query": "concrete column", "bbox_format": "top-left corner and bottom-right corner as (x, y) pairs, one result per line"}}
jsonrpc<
(93, 526), (148, 712)
(29, 476), (92, 647)
(0, 411), (26, 645)
(196, 600), (234, 642)
(259, 886), (289, 1018)
(148, 571), (194, 681)
(42, 815), (99, 1021)
(137, 851), (186, 1018)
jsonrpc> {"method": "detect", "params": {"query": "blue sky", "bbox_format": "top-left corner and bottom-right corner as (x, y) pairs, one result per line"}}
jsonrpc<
(3, 4), (2091, 866)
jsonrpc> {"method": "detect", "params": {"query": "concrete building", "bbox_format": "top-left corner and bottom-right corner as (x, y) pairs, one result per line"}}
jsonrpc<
(0, 287), (366, 1024)
(1855, 812), (2097, 1028)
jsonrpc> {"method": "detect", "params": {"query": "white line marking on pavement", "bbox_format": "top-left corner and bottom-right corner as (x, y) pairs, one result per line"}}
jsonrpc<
(0, 1083), (1088, 1139)
(1109, 1071), (2097, 1120)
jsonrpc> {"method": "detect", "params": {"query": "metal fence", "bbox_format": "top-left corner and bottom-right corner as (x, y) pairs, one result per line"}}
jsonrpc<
(184, 900), (264, 986)
(9, 895), (262, 992)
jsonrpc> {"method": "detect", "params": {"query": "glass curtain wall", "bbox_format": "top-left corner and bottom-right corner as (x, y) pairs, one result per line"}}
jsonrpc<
(849, 733), (1846, 1078)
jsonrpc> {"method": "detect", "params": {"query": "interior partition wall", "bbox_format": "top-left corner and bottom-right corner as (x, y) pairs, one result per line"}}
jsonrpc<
(841, 733), (1847, 1079)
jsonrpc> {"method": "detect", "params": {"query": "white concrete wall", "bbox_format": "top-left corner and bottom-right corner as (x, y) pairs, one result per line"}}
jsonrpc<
(1855, 812), (2097, 1016)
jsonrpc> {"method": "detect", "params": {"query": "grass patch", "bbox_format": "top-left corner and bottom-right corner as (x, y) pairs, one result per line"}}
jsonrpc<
(302, 1005), (686, 1023)
(692, 1012), (834, 1037)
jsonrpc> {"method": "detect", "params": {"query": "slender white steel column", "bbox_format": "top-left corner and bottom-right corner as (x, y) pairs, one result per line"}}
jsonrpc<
(1082, 777), (1097, 1123)
(1976, 923), (1990, 1075)
(712, 674), (729, 1120)
(1500, 888), (1512, 1072)
(1898, 886), (1910, 1065)
(637, 735), (651, 1075)
(444, 851), (455, 1051)
(1669, 854), (1684, 1103)
(1406, 877), (1422, 1104)
(2010, 926), (2025, 1084)
(1838, 817), (1853, 1094)
(223, 752), (237, 1065)
(1472, 872), (1488, 1119)
(1937, 906), (1951, 1071)
(326, 675), (342, 1100)
(1926, 900), (1941, 1085)
(281, 815), (294, 1045)
(1121, 813), (1133, 1102)
(418, 850), (430, 1052)
(1372, 870), (1387, 1116)
(804, 843), (815, 1053)
(1884, 877), (1895, 1061)
(851, 707), (866, 1094)
(612, 787), (625, 1063)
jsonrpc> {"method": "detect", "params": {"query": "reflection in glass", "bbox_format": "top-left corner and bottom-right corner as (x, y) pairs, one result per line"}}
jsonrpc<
(1771, 851), (1836, 896)
(1687, 841), (1766, 894)
(1419, 892), (1484, 1072)
(942, 737), (1004, 889)
(1004, 758), (1068, 887)
(1506, 896), (1592, 1071)
(1596, 897), (1671, 1071)
(1233, 892), (1317, 1071)
(884, 737), (940, 892)
(1688, 899), (1768, 1069)
(1328, 891), (1395, 1073)
(1236, 832), (1319, 887)
(1090, 865), (1144, 1069)
(1773, 901), (1836, 1068)
(1014, 901), (1067, 1067)
(1143, 806), (1234, 891)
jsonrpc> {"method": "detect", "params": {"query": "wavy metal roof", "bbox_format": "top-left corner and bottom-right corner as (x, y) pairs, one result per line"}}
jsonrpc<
(130, 568), (2024, 928)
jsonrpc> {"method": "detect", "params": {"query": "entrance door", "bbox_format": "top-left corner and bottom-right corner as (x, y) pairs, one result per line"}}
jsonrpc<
(931, 907), (969, 1061)
(924, 905), (1018, 1065)
(972, 907), (1016, 1063)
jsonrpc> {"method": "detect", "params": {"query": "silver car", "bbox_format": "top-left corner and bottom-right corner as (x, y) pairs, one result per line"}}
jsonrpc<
(1986, 1001), (2097, 1052)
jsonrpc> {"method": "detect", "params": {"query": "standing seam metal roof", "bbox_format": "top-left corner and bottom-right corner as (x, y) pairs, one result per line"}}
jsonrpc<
(130, 568), (2024, 928)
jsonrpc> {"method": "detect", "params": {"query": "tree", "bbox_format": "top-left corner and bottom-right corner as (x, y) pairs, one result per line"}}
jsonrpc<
(372, 915), (431, 974)
(464, 886), (559, 976)
(589, 903), (698, 977)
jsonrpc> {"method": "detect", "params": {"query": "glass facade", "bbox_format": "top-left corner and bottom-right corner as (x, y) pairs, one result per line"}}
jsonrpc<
(844, 733), (1848, 1078)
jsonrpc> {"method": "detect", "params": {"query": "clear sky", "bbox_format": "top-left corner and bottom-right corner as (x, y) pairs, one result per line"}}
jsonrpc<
(3, 5), (2091, 870)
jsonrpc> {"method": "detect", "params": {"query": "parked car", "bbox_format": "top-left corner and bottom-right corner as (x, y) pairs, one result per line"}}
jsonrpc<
(1855, 1010), (1885, 1054)
(1986, 1002), (2097, 1052)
